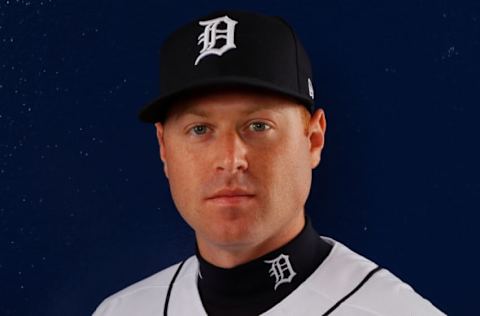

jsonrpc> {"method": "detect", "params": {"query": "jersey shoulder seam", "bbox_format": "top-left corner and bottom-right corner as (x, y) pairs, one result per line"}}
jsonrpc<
(100, 256), (197, 304)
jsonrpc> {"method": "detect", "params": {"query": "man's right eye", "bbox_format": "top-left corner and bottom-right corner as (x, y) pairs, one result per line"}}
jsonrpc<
(190, 125), (208, 135)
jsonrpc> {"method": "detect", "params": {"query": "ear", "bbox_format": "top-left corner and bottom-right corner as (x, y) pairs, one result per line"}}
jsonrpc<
(308, 108), (327, 169)
(155, 122), (169, 178)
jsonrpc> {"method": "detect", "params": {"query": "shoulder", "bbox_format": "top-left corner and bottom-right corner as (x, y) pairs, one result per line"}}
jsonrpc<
(347, 266), (445, 315)
(92, 256), (197, 316)
(312, 237), (445, 315)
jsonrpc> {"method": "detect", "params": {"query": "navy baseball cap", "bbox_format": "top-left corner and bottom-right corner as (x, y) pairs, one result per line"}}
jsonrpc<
(138, 10), (316, 123)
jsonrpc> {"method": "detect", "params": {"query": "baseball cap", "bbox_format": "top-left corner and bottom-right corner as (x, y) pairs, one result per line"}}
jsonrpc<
(138, 10), (316, 123)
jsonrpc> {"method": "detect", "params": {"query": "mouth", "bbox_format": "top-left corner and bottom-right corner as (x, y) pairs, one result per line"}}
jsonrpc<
(206, 194), (255, 205)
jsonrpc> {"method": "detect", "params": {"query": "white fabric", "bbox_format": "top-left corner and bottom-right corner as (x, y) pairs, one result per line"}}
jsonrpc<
(93, 237), (446, 316)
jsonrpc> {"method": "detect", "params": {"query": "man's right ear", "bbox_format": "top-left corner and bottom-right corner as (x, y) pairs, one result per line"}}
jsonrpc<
(154, 122), (169, 178)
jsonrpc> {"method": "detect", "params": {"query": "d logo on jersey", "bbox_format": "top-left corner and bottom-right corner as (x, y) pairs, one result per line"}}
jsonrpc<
(195, 15), (238, 66)
(264, 254), (297, 290)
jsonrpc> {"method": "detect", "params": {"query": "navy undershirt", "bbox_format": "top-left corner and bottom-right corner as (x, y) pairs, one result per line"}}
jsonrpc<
(196, 217), (333, 315)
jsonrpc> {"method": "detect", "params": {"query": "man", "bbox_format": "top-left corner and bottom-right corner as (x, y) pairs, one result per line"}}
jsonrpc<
(93, 10), (445, 315)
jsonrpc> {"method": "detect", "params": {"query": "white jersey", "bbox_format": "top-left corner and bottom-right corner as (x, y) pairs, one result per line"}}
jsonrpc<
(93, 237), (445, 316)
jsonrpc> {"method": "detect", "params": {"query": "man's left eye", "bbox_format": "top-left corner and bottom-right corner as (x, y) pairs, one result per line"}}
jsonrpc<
(249, 122), (271, 132)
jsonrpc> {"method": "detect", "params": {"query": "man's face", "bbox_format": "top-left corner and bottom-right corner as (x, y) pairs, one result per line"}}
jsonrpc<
(155, 89), (326, 265)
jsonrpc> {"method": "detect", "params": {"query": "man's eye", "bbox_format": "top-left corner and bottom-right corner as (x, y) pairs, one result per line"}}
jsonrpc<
(190, 125), (208, 135)
(249, 122), (271, 132)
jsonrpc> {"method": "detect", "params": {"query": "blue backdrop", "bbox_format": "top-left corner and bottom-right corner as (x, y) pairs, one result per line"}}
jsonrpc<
(1, 1), (478, 315)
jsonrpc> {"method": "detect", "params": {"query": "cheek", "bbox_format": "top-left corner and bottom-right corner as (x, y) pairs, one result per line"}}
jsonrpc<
(268, 136), (312, 207)
(163, 145), (203, 211)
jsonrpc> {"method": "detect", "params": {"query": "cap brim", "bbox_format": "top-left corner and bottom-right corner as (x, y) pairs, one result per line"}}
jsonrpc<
(138, 76), (314, 123)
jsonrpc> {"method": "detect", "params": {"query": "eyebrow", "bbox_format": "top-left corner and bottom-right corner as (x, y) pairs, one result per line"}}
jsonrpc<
(178, 104), (281, 118)
(181, 108), (209, 117)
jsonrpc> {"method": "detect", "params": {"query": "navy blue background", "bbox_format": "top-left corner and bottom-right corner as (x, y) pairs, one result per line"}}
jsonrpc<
(1, 1), (478, 315)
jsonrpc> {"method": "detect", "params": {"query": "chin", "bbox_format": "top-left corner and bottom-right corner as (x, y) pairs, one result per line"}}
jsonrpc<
(203, 217), (260, 247)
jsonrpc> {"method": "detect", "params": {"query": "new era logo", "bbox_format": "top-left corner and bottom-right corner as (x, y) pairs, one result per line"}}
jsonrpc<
(308, 78), (314, 99)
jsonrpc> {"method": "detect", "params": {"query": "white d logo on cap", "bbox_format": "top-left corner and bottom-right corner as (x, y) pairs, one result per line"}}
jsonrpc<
(195, 15), (238, 66)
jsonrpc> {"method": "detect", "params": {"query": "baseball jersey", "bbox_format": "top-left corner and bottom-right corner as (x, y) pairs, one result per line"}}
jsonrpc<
(93, 236), (445, 316)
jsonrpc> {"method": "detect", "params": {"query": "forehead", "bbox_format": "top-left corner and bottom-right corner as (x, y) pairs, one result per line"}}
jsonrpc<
(165, 87), (304, 121)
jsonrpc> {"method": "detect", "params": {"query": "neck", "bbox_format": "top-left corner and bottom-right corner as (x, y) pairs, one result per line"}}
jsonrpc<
(197, 214), (305, 268)
(196, 216), (333, 316)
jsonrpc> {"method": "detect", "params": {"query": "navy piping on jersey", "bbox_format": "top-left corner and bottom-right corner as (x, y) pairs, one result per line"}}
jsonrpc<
(163, 260), (185, 316)
(322, 265), (383, 315)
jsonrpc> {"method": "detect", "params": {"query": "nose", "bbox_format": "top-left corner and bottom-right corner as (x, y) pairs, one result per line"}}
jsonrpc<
(214, 131), (249, 173)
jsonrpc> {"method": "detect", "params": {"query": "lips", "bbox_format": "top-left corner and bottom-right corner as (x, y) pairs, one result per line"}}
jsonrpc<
(207, 189), (254, 204)
(207, 188), (255, 200)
